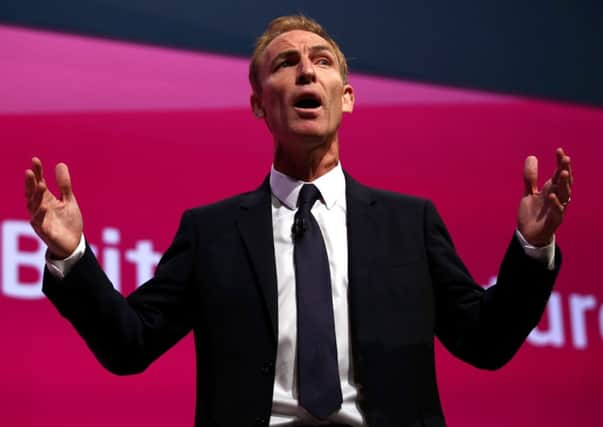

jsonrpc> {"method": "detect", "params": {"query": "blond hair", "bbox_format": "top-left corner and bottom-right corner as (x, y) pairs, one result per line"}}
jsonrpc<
(249, 15), (349, 93)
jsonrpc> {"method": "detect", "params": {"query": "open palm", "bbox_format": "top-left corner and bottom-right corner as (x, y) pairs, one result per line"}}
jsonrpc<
(25, 157), (83, 259)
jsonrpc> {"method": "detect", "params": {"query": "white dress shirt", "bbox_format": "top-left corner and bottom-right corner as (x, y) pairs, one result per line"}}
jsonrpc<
(269, 163), (364, 426)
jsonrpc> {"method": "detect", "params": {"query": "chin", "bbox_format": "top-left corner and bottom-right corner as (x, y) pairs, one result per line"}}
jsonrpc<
(291, 122), (332, 139)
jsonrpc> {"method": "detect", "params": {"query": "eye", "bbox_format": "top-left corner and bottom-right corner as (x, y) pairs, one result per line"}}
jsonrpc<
(316, 57), (331, 66)
(275, 57), (298, 71)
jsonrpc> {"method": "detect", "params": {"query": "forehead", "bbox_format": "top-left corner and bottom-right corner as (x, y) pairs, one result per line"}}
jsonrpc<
(262, 30), (334, 63)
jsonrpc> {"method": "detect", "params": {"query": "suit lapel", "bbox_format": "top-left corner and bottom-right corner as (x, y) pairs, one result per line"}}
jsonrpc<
(237, 177), (279, 343)
(345, 173), (383, 353)
(345, 173), (378, 302)
(235, 173), (379, 346)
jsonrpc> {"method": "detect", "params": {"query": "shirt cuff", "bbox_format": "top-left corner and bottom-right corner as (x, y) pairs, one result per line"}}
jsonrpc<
(45, 234), (86, 279)
(515, 229), (555, 271)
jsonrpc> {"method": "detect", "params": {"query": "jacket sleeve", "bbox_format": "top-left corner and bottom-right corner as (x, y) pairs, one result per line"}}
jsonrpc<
(42, 210), (197, 375)
(425, 201), (561, 370)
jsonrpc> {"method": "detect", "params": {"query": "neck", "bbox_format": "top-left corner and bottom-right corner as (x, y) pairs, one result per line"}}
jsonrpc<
(273, 135), (340, 181)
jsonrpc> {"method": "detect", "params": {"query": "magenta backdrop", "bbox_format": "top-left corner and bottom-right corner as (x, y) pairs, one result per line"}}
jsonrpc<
(1, 25), (602, 427)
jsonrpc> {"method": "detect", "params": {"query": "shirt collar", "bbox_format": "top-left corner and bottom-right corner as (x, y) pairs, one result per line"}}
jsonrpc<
(269, 162), (345, 210)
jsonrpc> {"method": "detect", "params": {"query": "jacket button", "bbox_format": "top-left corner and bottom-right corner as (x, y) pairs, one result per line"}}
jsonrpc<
(260, 361), (274, 375)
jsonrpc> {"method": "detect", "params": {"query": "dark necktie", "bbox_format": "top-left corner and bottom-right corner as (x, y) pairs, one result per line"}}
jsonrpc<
(293, 184), (342, 419)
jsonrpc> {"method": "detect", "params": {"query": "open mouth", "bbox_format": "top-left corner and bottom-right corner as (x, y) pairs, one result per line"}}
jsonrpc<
(294, 94), (322, 109)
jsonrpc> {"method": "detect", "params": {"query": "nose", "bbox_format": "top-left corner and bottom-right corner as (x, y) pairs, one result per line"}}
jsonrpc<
(296, 56), (316, 85)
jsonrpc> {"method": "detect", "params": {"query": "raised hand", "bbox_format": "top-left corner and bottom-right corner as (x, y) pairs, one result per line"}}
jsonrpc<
(25, 157), (83, 258)
(518, 148), (573, 246)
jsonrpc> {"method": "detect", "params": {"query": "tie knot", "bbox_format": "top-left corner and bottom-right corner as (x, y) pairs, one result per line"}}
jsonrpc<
(297, 184), (321, 211)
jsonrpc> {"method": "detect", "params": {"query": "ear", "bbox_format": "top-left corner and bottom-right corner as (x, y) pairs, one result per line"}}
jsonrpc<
(250, 93), (264, 118)
(342, 83), (355, 113)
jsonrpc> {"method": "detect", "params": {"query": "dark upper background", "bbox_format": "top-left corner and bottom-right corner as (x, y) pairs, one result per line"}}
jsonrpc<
(1, 0), (601, 107)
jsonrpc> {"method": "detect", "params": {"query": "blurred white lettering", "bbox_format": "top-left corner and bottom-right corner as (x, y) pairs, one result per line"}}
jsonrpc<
(126, 240), (161, 287)
(102, 227), (121, 292)
(1, 220), (45, 299)
(2, 220), (161, 299)
(569, 293), (597, 349)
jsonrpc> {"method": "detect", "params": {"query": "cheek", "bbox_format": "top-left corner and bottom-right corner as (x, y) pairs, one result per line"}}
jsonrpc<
(263, 91), (286, 116)
(327, 88), (345, 113)
(262, 78), (287, 105)
(261, 93), (288, 131)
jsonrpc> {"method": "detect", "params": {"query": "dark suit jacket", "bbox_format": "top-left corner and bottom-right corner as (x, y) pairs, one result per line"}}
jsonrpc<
(43, 174), (560, 427)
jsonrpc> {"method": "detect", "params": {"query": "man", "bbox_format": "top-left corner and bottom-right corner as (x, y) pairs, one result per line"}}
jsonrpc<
(25, 15), (572, 427)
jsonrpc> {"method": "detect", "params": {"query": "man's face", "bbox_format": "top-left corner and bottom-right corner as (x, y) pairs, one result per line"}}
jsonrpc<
(251, 30), (354, 149)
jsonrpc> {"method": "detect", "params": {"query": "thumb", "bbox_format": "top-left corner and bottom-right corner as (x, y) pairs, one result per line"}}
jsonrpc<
(523, 155), (538, 196)
(55, 162), (74, 201)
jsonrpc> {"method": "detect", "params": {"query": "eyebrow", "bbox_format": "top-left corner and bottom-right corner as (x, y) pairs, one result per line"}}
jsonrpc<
(270, 45), (336, 68)
(309, 45), (336, 56)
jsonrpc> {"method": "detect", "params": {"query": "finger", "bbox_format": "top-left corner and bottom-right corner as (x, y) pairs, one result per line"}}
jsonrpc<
(31, 157), (46, 185)
(542, 193), (565, 239)
(556, 169), (572, 204)
(55, 162), (74, 201)
(523, 155), (538, 196)
(565, 156), (573, 187)
(548, 192), (566, 216)
(553, 147), (572, 186)
(560, 148), (573, 187)
(24, 169), (36, 199)
(29, 181), (48, 215)
(556, 147), (565, 164)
